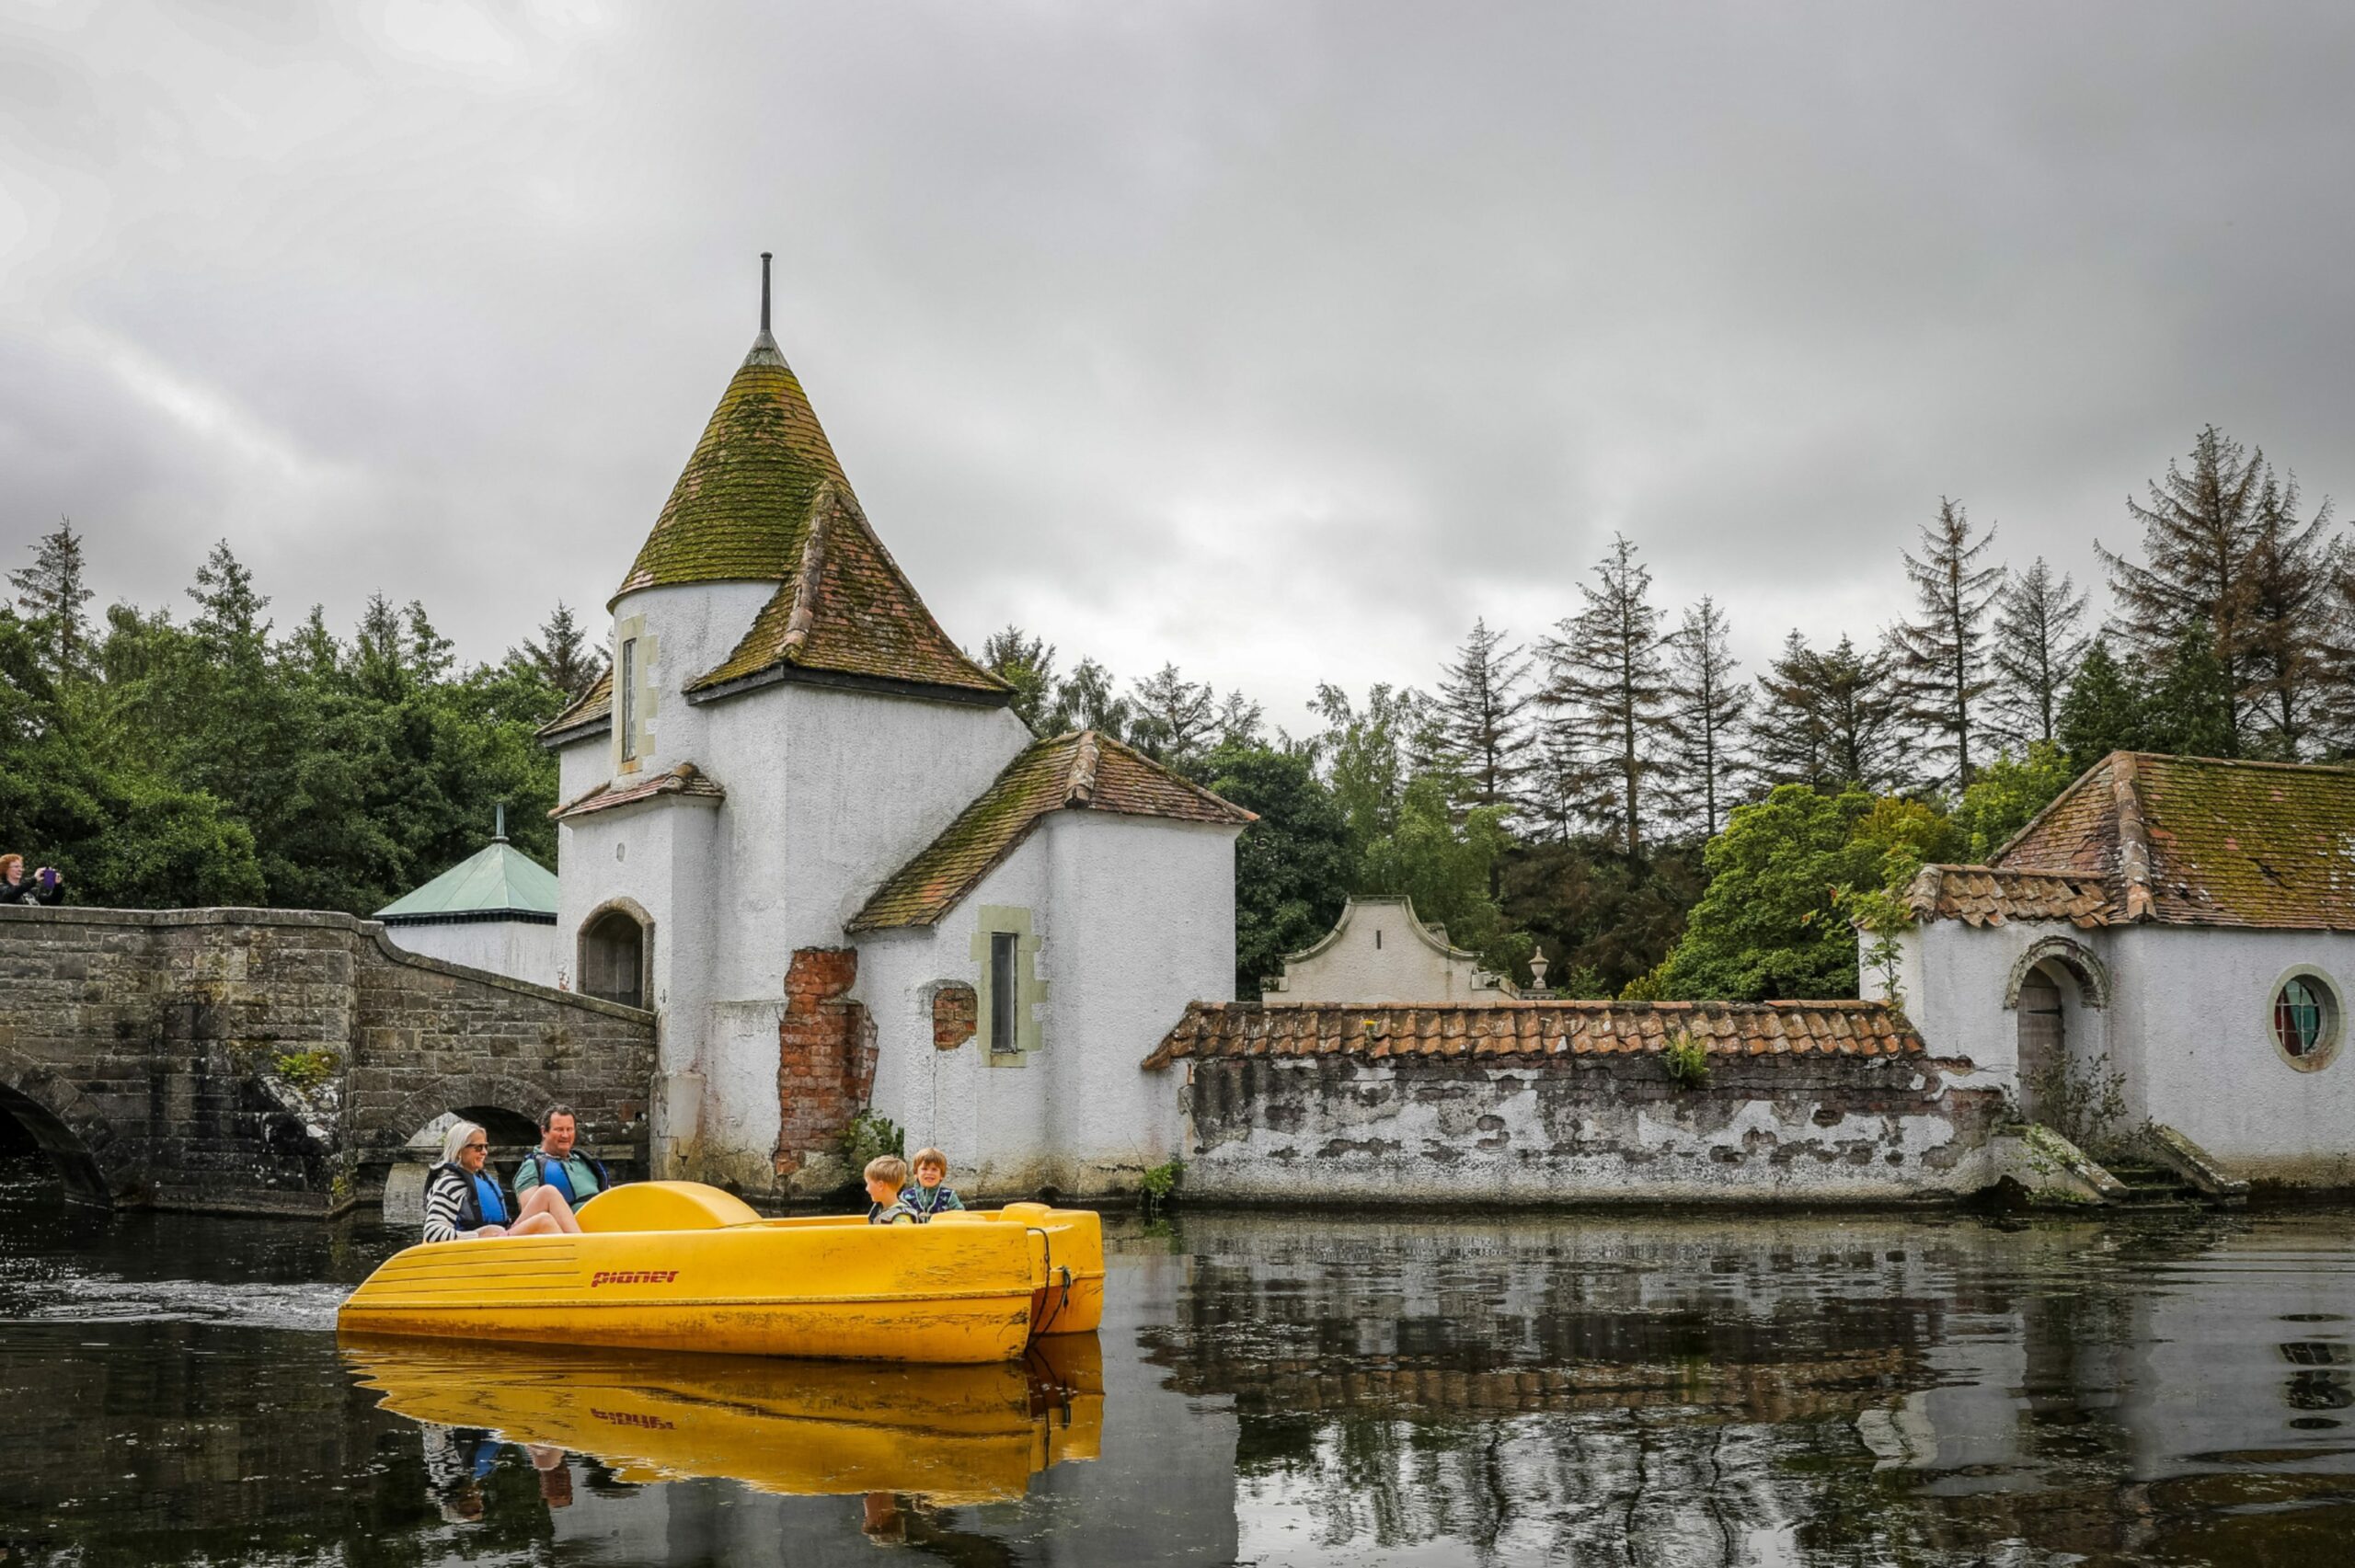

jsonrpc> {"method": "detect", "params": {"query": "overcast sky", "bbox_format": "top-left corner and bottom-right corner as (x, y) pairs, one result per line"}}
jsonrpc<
(6, 2), (2352, 728)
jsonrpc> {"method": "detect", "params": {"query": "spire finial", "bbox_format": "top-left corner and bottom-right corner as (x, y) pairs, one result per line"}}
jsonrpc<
(493, 802), (508, 842)
(760, 252), (773, 335)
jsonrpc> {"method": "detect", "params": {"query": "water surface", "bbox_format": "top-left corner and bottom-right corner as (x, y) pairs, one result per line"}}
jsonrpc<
(0, 1169), (2348, 1565)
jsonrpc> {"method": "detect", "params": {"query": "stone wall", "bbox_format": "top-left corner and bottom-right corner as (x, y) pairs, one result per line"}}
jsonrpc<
(1177, 1052), (2008, 1205)
(0, 906), (654, 1214)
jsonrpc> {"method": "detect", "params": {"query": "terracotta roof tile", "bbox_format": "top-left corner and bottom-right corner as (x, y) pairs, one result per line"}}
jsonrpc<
(550, 761), (725, 821)
(615, 333), (1007, 704)
(1914, 751), (2355, 931)
(848, 731), (1255, 932)
(1143, 1000), (1924, 1070)
(536, 669), (612, 744)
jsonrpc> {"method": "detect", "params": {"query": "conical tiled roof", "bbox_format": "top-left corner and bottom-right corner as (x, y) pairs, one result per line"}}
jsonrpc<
(615, 282), (1008, 704)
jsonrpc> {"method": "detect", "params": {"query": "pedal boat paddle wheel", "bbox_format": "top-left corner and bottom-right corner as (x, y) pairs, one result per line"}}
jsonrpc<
(337, 1181), (1104, 1364)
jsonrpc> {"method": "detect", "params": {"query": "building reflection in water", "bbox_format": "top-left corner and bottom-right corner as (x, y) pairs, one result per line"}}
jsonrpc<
(1142, 1211), (2355, 1566)
(1, 1190), (2349, 1565)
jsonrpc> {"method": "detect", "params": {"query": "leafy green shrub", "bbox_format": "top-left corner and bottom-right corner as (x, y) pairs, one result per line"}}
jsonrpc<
(838, 1111), (903, 1170)
(1662, 1032), (1711, 1091)
(1139, 1157), (1182, 1216)
(272, 1048), (338, 1089)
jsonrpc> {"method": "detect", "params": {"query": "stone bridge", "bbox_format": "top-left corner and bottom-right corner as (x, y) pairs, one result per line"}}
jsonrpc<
(0, 906), (654, 1216)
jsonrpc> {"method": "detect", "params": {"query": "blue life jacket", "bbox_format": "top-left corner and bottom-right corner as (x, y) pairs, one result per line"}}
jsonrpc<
(523, 1149), (610, 1206)
(903, 1184), (962, 1219)
(867, 1199), (920, 1226)
(431, 1162), (510, 1232)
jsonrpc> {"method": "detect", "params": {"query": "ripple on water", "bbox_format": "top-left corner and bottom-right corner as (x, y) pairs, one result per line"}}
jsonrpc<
(4, 1266), (346, 1332)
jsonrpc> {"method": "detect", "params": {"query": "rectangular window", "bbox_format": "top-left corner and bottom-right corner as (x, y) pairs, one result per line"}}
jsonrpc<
(989, 931), (1019, 1053)
(618, 638), (638, 761)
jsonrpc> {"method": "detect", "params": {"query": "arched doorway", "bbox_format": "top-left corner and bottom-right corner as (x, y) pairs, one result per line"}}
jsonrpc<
(580, 906), (649, 1009)
(2016, 965), (2067, 1123)
(0, 1081), (111, 1208)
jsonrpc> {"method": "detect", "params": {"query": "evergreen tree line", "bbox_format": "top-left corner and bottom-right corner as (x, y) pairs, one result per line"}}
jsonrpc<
(1, 525), (602, 913)
(7, 424), (2338, 1002)
(982, 424), (2348, 998)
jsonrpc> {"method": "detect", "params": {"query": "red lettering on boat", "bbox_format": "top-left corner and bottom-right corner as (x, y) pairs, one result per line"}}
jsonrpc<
(587, 1269), (681, 1287)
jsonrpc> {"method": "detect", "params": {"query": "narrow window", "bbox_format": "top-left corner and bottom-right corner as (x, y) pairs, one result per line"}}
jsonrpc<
(1375, 929), (1383, 950)
(990, 931), (1019, 1053)
(618, 637), (639, 761)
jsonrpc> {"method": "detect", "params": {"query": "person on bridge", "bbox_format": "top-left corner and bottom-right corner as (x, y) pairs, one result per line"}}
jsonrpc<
(423, 1120), (580, 1243)
(0, 854), (64, 906)
(512, 1104), (614, 1209)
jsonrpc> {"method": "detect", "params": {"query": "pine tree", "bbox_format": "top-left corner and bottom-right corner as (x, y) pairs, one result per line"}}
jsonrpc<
(1433, 619), (1533, 817)
(7, 518), (94, 677)
(520, 601), (603, 701)
(2236, 475), (2336, 758)
(1129, 662), (1216, 767)
(1660, 597), (1750, 839)
(1889, 498), (2003, 788)
(1542, 535), (1666, 855)
(980, 625), (1057, 735)
(2055, 639), (2143, 772)
(1048, 657), (1129, 738)
(1754, 633), (1906, 793)
(1989, 557), (2088, 749)
(1213, 689), (1265, 750)
(1522, 724), (1588, 846)
(2097, 427), (2330, 755)
(2142, 622), (2238, 758)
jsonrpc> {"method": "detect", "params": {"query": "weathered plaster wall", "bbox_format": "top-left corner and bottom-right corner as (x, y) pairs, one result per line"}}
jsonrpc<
(1177, 1052), (2006, 1204)
(860, 810), (1239, 1198)
(1268, 895), (1499, 1003)
(604, 580), (774, 782)
(378, 920), (558, 989)
(0, 906), (651, 1213)
(2105, 926), (2355, 1186)
(1871, 921), (2114, 1111)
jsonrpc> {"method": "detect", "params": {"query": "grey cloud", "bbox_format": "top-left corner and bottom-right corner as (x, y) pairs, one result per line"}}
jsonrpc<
(4, 2), (2351, 722)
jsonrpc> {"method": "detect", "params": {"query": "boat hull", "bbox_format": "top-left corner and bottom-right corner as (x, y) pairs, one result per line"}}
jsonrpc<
(339, 1208), (1041, 1362)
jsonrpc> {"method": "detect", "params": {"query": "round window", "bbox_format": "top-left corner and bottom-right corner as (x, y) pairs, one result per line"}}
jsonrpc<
(2269, 969), (2340, 1071)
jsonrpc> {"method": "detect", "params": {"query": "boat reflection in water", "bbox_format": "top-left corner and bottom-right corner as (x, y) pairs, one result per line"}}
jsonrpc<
(340, 1329), (1103, 1506)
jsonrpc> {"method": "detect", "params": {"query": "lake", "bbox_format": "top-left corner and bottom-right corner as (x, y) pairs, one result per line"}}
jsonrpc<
(1, 1169), (2348, 1565)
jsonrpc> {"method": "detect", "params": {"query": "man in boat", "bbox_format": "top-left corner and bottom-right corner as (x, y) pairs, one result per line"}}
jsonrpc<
(423, 1120), (581, 1242)
(512, 1104), (615, 1210)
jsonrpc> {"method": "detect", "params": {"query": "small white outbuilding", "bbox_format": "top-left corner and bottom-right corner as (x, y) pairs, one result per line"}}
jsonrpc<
(373, 809), (560, 986)
(1876, 750), (2355, 1189)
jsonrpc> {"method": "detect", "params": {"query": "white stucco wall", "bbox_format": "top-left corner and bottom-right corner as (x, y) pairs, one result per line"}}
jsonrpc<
(2104, 926), (2355, 1185)
(603, 580), (775, 783)
(1267, 895), (1499, 1003)
(377, 919), (558, 988)
(858, 809), (1240, 1197)
(1891, 916), (2355, 1185)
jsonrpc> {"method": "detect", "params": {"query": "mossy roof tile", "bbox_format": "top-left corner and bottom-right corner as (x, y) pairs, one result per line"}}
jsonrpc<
(536, 668), (612, 743)
(848, 731), (1255, 932)
(617, 332), (1006, 702)
(1917, 751), (2355, 930)
(1143, 1000), (1923, 1070)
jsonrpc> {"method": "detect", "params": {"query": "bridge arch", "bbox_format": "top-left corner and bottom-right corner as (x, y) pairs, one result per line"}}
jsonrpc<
(0, 1047), (130, 1207)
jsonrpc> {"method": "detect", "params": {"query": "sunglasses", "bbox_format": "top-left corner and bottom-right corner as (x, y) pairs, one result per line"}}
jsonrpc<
(463, 1141), (489, 1151)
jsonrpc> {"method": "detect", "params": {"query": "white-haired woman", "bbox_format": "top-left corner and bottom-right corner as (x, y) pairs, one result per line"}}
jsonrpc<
(421, 1120), (582, 1243)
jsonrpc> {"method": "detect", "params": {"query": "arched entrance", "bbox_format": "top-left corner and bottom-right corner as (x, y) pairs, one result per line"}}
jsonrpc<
(0, 1081), (111, 1207)
(580, 903), (650, 1010)
(2016, 966), (2067, 1123)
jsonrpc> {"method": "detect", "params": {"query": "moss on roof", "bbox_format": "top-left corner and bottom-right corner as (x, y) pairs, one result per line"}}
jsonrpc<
(615, 336), (847, 600)
(1927, 750), (2355, 930)
(536, 668), (612, 744)
(616, 331), (1007, 702)
(848, 731), (1255, 932)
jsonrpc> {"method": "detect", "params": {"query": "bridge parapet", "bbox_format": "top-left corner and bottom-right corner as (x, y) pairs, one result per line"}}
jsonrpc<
(0, 905), (654, 1215)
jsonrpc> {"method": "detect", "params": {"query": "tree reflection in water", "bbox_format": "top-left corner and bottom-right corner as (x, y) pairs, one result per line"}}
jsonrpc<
(0, 1173), (2350, 1566)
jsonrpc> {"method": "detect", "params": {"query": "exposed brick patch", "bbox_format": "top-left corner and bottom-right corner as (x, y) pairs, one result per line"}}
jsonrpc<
(932, 982), (977, 1051)
(773, 946), (877, 1177)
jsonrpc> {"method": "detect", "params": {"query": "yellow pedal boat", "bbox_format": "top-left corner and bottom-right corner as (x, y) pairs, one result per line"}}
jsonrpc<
(338, 1181), (1105, 1363)
(341, 1332), (1103, 1503)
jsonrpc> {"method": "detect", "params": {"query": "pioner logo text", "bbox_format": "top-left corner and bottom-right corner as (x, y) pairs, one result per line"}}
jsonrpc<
(589, 1269), (681, 1287)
